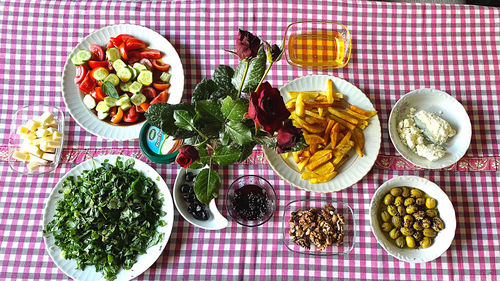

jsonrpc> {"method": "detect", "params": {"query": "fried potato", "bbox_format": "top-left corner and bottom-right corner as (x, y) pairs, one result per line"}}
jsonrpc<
(305, 149), (333, 171)
(296, 93), (305, 117)
(352, 127), (365, 157)
(349, 105), (377, 118)
(289, 91), (320, 99)
(327, 108), (359, 125)
(304, 133), (326, 145)
(309, 171), (338, 184)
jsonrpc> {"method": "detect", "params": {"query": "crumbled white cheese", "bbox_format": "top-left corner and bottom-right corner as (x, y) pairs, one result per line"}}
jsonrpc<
(413, 110), (456, 145)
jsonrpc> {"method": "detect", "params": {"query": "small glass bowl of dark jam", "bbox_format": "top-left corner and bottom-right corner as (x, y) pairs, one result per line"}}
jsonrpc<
(225, 175), (277, 227)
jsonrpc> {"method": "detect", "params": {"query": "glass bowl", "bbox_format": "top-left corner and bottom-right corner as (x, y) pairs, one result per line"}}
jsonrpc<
(8, 105), (64, 175)
(225, 175), (277, 227)
(282, 199), (356, 256)
(283, 21), (352, 69)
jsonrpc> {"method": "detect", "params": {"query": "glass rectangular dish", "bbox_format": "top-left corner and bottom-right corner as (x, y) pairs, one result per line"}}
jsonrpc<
(8, 105), (64, 175)
(282, 199), (356, 256)
(284, 21), (351, 69)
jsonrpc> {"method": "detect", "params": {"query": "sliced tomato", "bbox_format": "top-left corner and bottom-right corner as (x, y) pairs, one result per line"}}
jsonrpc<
(152, 60), (171, 71)
(125, 38), (147, 51)
(139, 102), (150, 112)
(88, 60), (109, 69)
(109, 106), (117, 117)
(79, 72), (96, 93)
(107, 40), (114, 49)
(127, 51), (142, 64)
(116, 34), (134, 42)
(89, 44), (105, 61)
(90, 87), (106, 102)
(139, 58), (153, 69)
(140, 49), (162, 59)
(150, 90), (169, 105)
(106, 60), (113, 71)
(74, 65), (87, 84)
(153, 82), (171, 91)
(111, 107), (123, 123)
(119, 42), (128, 61)
(123, 106), (139, 123)
(109, 37), (123, 48)
(136, 105), (145, 113)
(141, 86), (157, 98)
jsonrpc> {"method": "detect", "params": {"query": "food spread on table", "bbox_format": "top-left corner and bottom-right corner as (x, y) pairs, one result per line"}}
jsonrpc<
(71, 34), (172, 125)
(180, 170), (210, 220)
(379, 187), (444, 249)
(398, 108), (456, 161)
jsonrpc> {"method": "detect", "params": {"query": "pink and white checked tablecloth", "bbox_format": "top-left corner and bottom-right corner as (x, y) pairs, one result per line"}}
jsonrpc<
(0, 0), (499, 280)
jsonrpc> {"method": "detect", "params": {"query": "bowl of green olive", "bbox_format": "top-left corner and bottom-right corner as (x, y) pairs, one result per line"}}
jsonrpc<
(369, 176), (456, 263)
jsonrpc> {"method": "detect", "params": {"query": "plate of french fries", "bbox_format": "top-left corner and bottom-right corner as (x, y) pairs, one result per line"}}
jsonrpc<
(263, 75), (381, 193)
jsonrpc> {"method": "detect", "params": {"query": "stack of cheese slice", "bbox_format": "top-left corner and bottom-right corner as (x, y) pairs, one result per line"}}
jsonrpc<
(12, 112), (62, 171)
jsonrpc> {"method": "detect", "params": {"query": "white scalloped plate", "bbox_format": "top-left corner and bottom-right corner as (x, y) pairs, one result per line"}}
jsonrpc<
(369, 176), (456, 263)
(61, 24), (184, 140)
(263, 75), (381, 193)
(388, 88), (471, 169)
(42, 155), (174, 281)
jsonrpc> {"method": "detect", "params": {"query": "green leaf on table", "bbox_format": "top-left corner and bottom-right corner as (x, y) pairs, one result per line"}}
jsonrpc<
(231, 46), (266, 94)
(174, 110), (196, 131)
(220, 96), (249, 121)
(194, 168), (221, 205)
(224, 120), (252, 146)
(145, 102), (194, 135)
(236, 141), (257, 162)
(213, 65), (237, 99)
(212, 146), (242, 166)
(192, 78), (219, 102)
(102, 81), (119, 99)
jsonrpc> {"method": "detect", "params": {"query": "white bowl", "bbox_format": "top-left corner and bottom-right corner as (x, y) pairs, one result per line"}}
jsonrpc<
(388, 88), (471, 169)
(369, 176), (456, 263)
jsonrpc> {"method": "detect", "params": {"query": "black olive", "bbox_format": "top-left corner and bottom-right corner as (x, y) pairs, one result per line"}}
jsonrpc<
(185, 172), (195, 182)
(180, 184), (191, 194)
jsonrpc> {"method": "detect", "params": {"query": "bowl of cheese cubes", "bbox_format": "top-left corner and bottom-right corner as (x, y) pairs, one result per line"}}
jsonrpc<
(8, 105), (64, 174)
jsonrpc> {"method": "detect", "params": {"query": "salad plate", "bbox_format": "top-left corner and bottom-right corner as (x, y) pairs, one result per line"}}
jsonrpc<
(263, 75), (381, 193)
(61, 24), (184, 140)
(42, 155), (175, 281)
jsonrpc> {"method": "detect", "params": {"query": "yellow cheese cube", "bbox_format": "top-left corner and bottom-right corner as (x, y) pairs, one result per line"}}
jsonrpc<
(27, 161), (41, 171)
(25, 120), (41, 131)
(17, 126), (29, 136)
(44, 120), (58, 128)
(52, 131), (62, 141)
(36, 128), (50, 138)
(12, 151), (30, 162)
(20, 144), (41, 156)
(42, 153), (56, 162)
(31, 138), (42, 146)
(37, 112), (54, 124)
(26, 132), (37, 140)
(29, 154), (48, 164)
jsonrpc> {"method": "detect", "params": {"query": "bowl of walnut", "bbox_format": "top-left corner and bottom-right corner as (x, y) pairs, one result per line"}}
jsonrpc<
(282, 199), (356, 256)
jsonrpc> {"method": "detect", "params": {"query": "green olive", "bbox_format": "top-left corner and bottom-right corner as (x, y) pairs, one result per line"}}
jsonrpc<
(387, 205), (397, 216)
(381, 211), (391, 222)
(420, 237), (432, 248)
(426, 209), (438, 218)
(384, 194), (394, 205)
(423, 228), (437, 237)
(390, 188), (402, 197)
(381, 222), (393, 232)
(411, 188), (424, 198)
(406, 205), (418, 215)
(415, 197), (426, 206)
(394, 196), (404, 207)
(392, 215), (403, 228)
(400, 227), (414, 236)
(433, 217), (445, 231)
(426, 197), (437, 209)
(389, 228), (400, 239)
(413, 210), (426, 221)
(413, 222), (424, 231)
(402, 187), (410, 198)
(395, 236), (405, 248)
(403, 215), (414, 228)
(406, 236), (416, 248)
(397, 205), (406, 216)
(421, 218), (431, 228)
(404, 198), (415, 206)
(413, 231), (423, 241)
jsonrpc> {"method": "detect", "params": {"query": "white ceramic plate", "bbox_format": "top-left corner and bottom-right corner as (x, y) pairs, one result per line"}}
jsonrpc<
(388, 88), (471, 169)
(62, 24), (185, 140)
(263, 75), (381, 193)
(42, 155), (175, 281)
(173, 167), (228, 230)
(369, 176), (456, 263)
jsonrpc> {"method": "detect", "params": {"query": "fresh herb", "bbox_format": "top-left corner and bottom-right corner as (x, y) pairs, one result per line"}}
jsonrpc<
(101, 81), (119, 99)
(44, 157), (166, 281)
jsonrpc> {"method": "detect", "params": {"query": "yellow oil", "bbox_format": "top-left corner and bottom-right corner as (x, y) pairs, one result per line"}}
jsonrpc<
(288, 30), (346, 68)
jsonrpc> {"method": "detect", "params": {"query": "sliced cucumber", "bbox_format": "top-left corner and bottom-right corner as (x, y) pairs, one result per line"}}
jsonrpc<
(117, 97), (132, 111)
(128, 81), (143, 94)
(160, 72), (171, 83)
(71, 55), (84, 66)
(133, 63), (148, 72)
(106, 48), (121, 62)
(83, 95), (96, 109)
(97, 111), (109, 120)
(104, 97), (118, 107)
(76, 50), (92, 62)
(112, 59), (127, 71)
(119, 81), (133, 92)
(92, 67), (109, 81)
(96, 101), (111, 113)
(129, 66), (138, 80)
(117, 67), (132, 82)
(137, 70), (153, 86)
(104, 73), (120, 86)
(130, 93), (146, 106)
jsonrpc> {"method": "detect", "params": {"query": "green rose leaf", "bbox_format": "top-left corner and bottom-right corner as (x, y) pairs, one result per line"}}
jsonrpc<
(236, 141), (257, 162)
(192, 78), (219, 103)
(212, 146), (242, 166)
(232, 46), (266, 94)
(194, 168), (221, 205)
(224, 120), (252, 146)
(220, 96), (249, 121)
(219, 131), (231, 146)
(195, 100), (224, 122)
(145, 103), (195, 135)
(197, 147), (210, 165)
(187, 162), (204, 170)
(172, 129), (197, 140)
(174, 110), (196, 131)
(213, 65), (237, 100)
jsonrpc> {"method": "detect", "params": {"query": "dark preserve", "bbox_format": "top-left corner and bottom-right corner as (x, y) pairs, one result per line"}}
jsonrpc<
(231, 184), (271, 220)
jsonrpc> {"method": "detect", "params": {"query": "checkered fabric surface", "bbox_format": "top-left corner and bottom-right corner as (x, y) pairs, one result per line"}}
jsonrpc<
(0, 0), (499, 280)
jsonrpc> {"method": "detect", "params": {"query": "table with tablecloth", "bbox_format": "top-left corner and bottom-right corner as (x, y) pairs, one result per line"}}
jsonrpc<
(0, 0), (499, 280)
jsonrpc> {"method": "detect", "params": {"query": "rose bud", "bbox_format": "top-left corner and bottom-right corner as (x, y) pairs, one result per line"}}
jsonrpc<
(248, 82), (290, 135)
(236, 29), (261, 60)
(176, 145), (200, 168)
(270, 44), (283, 62)
(276, 120), (302, 153)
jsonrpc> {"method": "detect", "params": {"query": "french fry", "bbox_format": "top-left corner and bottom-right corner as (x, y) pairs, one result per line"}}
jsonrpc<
(304, 133), (326, 145)
(297, 158), (309, 171)
(318, 107), (325, 117)
(310, 171), (338, 184)
(327, 107), (359, 125)
(330, 123), (340, 147)
(286, 99), (296, 111)
(305, 149), (333, 171)
(349, 105), (377, 118)
(292, 151), (300, 163)
(296, 93), (305, 117)
(302, 122), (325, 133)
(305, 110), (322, 119)
(327, 114), (356, 130)
(327, 79), (335, 104)
(352, 127), (365, 157)
(312, 161), (335, 174)
(305, 116), (328, 126)
(289, 91), (320, 99)
(323, 120), (335, 144)
(346, 108), (371, 120)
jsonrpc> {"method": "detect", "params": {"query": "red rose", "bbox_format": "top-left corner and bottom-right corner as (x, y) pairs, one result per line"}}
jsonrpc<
(276, 120), (302, 153)
(236, 29), (261, 60)
(176, 145), (199, 168)
(248, 82), (290, 135)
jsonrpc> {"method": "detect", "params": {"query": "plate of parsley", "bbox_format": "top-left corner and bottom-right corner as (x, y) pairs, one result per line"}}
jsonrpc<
(42, 155), (174, 281)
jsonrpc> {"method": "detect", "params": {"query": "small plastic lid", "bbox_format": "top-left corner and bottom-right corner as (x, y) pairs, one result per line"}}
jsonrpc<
(139, 122), (182, 164)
